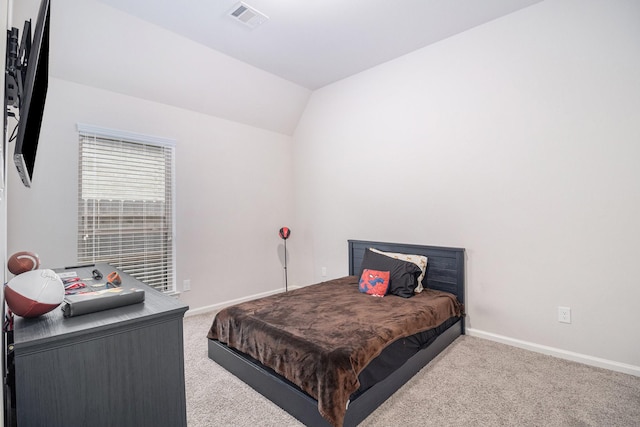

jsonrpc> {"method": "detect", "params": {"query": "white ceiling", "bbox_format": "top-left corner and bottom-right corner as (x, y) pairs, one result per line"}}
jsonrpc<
(97, 0), (543, 90)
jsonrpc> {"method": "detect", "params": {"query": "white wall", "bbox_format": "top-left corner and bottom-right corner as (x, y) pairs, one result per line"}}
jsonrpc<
(7, 78), (295, 310)
(292, 0), (640, 368)
(13, 0), (311, 136)
(7, 0), (302, 309)
(6, 0), (639, 375)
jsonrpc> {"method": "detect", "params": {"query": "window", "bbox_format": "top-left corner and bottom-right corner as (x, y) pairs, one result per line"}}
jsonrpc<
(77, 124), (176, 293)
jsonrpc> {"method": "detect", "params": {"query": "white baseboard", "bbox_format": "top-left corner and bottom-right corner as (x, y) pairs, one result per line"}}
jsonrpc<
(184, 285), (303, 317)
(466, 328), (640, 377)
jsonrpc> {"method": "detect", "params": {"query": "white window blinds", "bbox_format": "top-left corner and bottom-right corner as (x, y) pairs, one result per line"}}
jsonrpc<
(77, 124), (176, 293)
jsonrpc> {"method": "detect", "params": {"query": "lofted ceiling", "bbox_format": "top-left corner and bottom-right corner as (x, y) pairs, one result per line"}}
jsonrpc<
(97, 0), (543, 90)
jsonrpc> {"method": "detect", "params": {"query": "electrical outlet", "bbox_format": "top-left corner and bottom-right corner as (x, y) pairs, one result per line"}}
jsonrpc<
(321, 267), (327, 277)
(183, 279), (191, 292)
(558, 306), (571, 323)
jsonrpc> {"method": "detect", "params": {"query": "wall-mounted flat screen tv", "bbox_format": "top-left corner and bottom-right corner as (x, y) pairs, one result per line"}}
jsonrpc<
(5, 0), (50, 188)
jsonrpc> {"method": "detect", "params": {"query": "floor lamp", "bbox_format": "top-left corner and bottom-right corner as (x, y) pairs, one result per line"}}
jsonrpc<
(279, 227), (291, 292)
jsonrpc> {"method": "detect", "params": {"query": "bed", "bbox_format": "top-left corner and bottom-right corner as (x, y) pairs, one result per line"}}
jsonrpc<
(207, 240), (465, 426)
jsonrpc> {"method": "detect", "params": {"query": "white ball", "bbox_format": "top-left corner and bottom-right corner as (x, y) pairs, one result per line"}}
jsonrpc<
(5, 269), (65, 318)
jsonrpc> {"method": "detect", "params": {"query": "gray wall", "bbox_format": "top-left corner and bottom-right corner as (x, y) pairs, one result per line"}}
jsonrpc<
(7, 0), (303, 314)
(5, 0), (639, 376)
(292, 0), (640, 370)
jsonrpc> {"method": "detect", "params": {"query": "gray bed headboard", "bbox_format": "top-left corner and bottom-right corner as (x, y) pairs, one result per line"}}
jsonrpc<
(348, 240), (465, 306)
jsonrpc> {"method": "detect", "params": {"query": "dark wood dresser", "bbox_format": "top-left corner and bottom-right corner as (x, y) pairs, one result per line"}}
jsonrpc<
(7, 264), (189, 427)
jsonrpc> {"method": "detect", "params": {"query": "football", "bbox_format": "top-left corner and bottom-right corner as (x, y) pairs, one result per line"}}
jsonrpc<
(5, 269), (65, 318)
(7, 251), (40, 275)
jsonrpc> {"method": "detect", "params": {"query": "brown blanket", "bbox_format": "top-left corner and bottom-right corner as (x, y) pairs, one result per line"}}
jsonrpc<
(207, 276), (463, 427)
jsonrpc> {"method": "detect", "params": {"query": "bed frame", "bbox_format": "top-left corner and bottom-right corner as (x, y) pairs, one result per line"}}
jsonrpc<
(207, 240), (465, 426)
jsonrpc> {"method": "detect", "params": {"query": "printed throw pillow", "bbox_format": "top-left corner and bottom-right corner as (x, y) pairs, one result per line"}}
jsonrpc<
(359, 248), (422, 298)
(359, 269), (391, 297)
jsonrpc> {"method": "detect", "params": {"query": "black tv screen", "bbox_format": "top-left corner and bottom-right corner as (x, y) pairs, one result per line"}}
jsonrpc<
(12, 0), (50, 188)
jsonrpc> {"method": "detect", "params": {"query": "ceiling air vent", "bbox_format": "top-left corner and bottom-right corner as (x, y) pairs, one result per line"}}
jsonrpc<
(229, 2), (269, 30)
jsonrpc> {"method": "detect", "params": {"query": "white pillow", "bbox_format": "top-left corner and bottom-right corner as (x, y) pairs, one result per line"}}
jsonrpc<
(369, 248), (427, 293)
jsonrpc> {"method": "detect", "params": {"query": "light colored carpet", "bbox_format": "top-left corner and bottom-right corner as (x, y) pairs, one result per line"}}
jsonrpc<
(183, 313), (640, 426)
